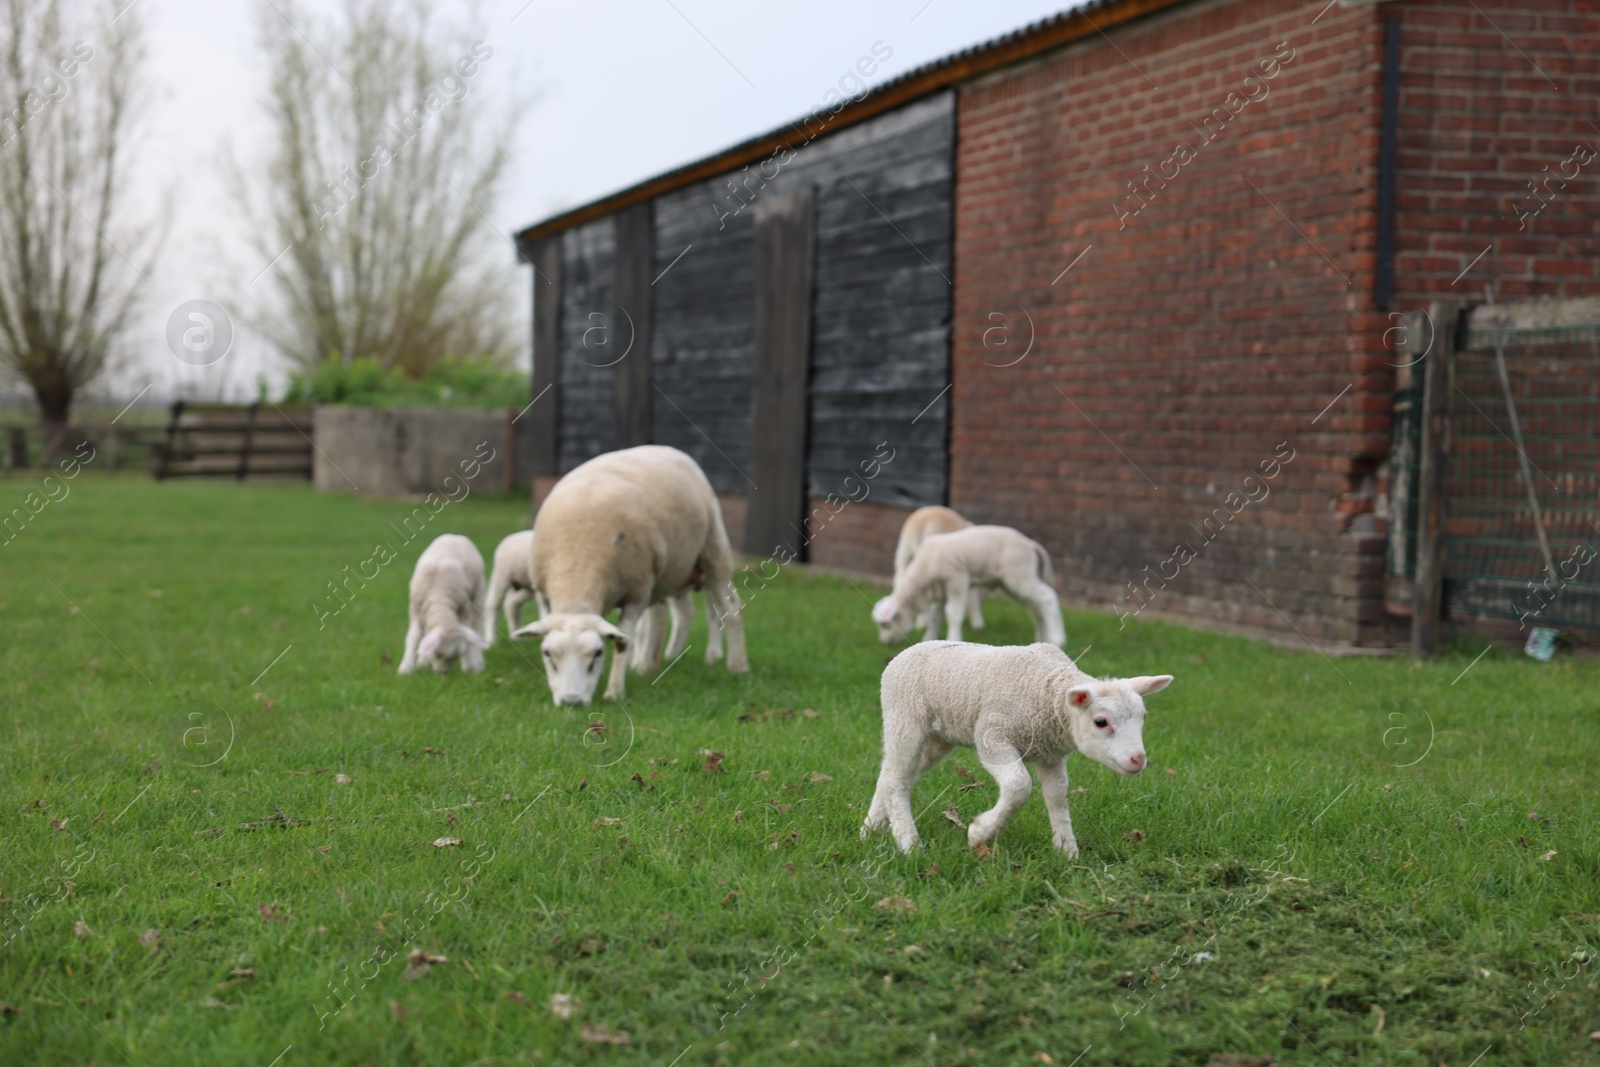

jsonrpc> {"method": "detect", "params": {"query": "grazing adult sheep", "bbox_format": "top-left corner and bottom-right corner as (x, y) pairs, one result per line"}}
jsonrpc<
(889, 505), (984, 641)
(872, 525), (1065, 647)
(482, 530), (549, 647)
(513, 445), (747, 704)
(862, 641), (1173, 856)
(398, 534), (490, 675)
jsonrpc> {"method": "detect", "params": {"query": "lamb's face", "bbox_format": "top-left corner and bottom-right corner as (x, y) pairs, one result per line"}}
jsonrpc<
(871, 596), (915, 644)
(418, 624), (488, 673)
(1064, 675), (1173, 775)
(513, 613), (628, 705)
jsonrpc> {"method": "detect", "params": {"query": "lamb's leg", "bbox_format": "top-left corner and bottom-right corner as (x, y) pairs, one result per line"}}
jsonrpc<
(461, 643), (485, 675)
(398, 618), (421, 675)
(663, 592), (694, 661)
(1011, 578), (1067, 647)
(704, 577), (748, 674)
(603, 603), (644, 700)
(966, 588), (986, 630)
(483, 570), (508, 647)
(704, 594), (725, 664)
(1033, 759), (1078, 857)
(943, 576), (970, 644)
(877, 736), (955, 851)
(503, 587), (532, 638)
(535, 590), (550, 619)
(918, 602), (942, 640)
(969, 736), (1032, 849)
(631, 603), (668, 673)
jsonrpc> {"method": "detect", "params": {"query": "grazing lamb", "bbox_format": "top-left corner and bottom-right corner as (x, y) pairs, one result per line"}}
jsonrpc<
(629, 591), (712, 672)
(513, 445), (747, 704)
(398, 534), (490, 675)
(872, 525), (1065, 647)
(889, 505), (985, 642)
(862, 641), (1173, 856)
(482, 530), (549, 647)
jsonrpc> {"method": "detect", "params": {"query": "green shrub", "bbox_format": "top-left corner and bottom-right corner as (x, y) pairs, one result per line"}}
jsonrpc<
(281, 354), (529, 408)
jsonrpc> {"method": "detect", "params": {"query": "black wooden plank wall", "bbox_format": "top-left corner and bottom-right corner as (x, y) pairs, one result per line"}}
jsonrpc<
(613, 202), (654, 449)
(557, 218), (616, 472)
(552, 91), (953, 504)
(650, 175), (758, 496)
(802, 94), (953, 508)
(746, 187), (817, 558)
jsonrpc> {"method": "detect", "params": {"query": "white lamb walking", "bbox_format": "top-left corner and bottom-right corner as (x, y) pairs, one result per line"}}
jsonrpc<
(862, 641), (1172, 856)
(399, 534), (490, 675)
(482, 530), (548, 647)
(872, 525), (1065, 647)
(888, 505), (985, 641)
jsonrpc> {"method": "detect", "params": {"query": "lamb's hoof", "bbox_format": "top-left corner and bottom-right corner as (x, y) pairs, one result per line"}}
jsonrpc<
(893, 837), (921, 854)
(1054, 836), (1080, 859)
(727, 660), (750, 674)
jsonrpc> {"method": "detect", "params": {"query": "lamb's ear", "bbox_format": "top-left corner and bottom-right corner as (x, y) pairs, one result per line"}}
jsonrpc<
(511, 619), (552, 640)
(1128, 674), (1174, 697)
(417, 627), (444, 659)
(462, 626), (490, 650)
(597, 619), (630, 653)
(872, 596), (898, 624)
(1066, 684), (1095, 708)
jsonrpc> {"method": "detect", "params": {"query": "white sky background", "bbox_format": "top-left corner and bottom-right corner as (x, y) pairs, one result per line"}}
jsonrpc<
(74, 0), (1073, 411)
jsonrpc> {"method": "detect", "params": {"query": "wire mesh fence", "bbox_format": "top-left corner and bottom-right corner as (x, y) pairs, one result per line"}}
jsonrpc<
(1444, 323), (1600, 631)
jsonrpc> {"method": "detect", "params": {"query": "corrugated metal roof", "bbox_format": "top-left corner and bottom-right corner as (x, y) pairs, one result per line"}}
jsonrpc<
(513, 0), (1188, 255)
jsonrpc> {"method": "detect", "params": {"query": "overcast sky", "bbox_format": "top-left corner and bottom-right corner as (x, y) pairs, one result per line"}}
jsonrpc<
(79, 0), (1074, 409)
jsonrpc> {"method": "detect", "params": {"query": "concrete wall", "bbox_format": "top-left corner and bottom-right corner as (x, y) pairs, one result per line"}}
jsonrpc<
(314, 406), (536, 497)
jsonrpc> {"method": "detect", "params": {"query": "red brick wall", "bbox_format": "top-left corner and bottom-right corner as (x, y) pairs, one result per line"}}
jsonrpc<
(1389, 0), (1600, 306)
(952, 0), (1395, 644)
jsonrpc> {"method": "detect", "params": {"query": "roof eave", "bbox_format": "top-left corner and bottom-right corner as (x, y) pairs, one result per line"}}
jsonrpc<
(513, 0), (1187, 251)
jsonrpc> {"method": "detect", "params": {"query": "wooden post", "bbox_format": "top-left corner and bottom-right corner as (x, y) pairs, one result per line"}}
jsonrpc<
(157, 400), (185, 481)
(105, 425), (119, 476)
(1411, 299), (1458, 659)
(236, 402), (260, 481)
(5, 426), (24, 471)
(612, 201), (654, 449)
(528, 238), (562, 479)
(744, 186), (816, 560)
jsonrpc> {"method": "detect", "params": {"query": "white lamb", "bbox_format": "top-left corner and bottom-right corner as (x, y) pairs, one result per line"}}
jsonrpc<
(513, 445), (748, 704)
(872, 525), (1065, 647)
(482, 530), (549, 647)
(862, 641), (1173, 856)
(398, 533), (490, 675)
(630, 590), (721, 672)
(889, 505), (985, 642)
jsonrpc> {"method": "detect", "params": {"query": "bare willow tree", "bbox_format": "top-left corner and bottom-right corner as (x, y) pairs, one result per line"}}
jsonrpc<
(244, 0), (518, 377)
(0, 0), (153, 426)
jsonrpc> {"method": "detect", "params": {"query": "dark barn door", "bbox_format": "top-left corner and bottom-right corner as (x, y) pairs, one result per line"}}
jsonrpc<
(612, 202), (654, 449)
(744, 186), (816, 560)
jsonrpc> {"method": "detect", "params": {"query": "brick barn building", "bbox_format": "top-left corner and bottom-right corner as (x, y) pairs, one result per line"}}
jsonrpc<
(514, 0), (1600, 649)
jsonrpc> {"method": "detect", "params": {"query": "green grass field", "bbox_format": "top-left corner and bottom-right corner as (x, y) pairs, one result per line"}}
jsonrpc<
(1, 478), (1596, 1066)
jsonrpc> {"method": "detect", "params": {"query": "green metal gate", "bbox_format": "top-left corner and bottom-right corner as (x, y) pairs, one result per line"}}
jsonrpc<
(1421, 321), (1600, 630)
